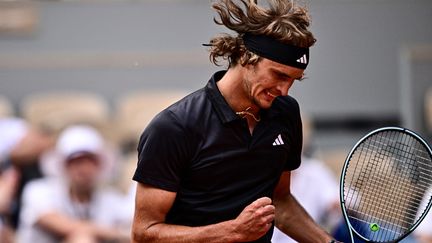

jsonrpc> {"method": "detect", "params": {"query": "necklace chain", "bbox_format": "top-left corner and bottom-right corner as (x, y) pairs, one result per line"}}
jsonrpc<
(236, 107), (261, 122)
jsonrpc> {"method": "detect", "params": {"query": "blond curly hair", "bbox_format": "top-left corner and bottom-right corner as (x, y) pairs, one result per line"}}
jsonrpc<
(208, 0), (316, 67)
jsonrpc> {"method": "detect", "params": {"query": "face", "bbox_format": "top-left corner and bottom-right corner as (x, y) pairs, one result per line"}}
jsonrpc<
(65, 154), (101, 192)
(243, 58), (305, 109)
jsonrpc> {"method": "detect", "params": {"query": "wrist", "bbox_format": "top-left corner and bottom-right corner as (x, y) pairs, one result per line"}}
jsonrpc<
(223, 219), (242, 243)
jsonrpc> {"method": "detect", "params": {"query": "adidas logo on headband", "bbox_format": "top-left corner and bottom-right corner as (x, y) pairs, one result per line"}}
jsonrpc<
(296, 54), (307, 64)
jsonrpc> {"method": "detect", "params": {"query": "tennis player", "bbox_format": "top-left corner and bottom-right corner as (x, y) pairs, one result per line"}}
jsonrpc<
(132, 0), (337, 242)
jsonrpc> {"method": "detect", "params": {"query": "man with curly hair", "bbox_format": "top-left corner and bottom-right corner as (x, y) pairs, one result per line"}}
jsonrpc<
(132, 0), (336, 242)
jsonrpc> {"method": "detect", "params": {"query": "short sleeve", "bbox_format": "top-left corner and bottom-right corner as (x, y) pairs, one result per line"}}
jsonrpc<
(132, 110), (193, 192)
(277, 96), (303, 171)
(288, 105), (303, 170)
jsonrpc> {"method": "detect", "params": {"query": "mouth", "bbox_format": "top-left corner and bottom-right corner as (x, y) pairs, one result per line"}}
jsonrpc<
(266, 91), (277, 98)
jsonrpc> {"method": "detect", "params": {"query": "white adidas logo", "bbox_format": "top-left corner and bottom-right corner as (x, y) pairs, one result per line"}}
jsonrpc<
(272, 134), (284, 146)
(296, 54), (307, 64)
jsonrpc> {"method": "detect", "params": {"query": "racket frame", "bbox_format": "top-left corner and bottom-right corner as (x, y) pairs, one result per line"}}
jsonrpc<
(339, 126), (432, 243)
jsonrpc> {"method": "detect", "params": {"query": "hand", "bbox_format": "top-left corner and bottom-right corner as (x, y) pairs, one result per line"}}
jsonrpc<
(232, 197), (275, 242)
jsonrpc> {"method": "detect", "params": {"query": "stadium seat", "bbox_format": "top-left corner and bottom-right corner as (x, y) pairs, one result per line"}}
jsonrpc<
(425, 87), (432, 133)
(0, 95), (13, 118)
(114, 90), (187, 152)
(20, 91), (110, 135)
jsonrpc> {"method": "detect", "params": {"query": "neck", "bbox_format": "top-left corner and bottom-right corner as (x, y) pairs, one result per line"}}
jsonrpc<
(217, 67), (259, 116)
(217, 67), (260, 134)
(70, 186), (92, 203)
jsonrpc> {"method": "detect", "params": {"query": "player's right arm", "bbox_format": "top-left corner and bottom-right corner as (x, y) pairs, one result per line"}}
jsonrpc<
(131, 182), (275, 243)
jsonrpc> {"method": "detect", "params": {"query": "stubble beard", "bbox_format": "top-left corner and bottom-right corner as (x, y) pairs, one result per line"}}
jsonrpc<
(242, 76), (263, 110)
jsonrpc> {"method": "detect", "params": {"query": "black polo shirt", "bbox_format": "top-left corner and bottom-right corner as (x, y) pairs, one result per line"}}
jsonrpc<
(133, 70), (303, 243)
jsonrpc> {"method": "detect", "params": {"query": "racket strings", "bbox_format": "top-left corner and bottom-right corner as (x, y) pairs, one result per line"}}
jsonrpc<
(348, 185), (423, 226)
(355, 145), (432, 189)
(366, 132), (421, 230)
(364, 132), (413, 236)
(355, 147), (432, 200)
(352, 133), (428, 239)
(343, 130), (432, 242)
(347, 214), (410, 233)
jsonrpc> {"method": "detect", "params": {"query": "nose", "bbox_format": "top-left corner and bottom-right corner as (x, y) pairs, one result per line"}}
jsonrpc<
(276, 80), (294, 96)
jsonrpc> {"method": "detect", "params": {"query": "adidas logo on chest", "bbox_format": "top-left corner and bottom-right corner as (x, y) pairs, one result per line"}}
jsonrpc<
(272, 134), (284, 146)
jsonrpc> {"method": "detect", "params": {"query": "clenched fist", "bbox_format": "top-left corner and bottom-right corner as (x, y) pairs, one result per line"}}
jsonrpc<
(231, 197), (275, 242)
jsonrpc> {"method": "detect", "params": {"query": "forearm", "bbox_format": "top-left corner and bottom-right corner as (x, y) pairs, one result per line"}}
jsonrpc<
(133, 184), (273, 242)
(274, 194), (333, 243)
(89, 226), (129, 243)
(132, 219), (240, 243)
(0, 168), (19, 214)
(37, 212), (129, 242)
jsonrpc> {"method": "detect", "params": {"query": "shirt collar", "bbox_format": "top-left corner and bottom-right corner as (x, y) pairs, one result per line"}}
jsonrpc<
(205, 70), (239, 124)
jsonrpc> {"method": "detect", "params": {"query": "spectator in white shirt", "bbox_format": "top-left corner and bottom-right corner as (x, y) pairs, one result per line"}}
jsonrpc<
(17, 125), (131, 243)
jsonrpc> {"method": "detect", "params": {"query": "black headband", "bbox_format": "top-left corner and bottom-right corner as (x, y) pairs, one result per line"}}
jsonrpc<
(242, 33), (309, 69)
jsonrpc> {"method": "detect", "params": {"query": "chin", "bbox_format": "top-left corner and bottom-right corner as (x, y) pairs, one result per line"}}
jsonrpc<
(257, 97), (274, 109)
(257, 101), (273, 110)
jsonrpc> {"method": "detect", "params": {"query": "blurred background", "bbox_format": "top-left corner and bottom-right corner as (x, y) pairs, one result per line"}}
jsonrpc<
(1, 0), (431, 151)
(0, 0), (432, 242)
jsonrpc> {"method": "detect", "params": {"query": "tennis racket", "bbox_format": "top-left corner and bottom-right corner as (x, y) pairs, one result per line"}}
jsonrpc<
(340, 127), (432, 242)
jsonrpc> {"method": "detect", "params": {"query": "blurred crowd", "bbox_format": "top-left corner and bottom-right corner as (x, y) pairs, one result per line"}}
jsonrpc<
(0, 117), (135, 243)
(0, 91), (182, 243)
(0, 92), (431, 243)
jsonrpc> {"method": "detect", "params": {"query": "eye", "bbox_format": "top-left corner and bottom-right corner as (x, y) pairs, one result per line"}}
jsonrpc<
(274, 72), (292, 82)
(278, 73), (290, 80)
